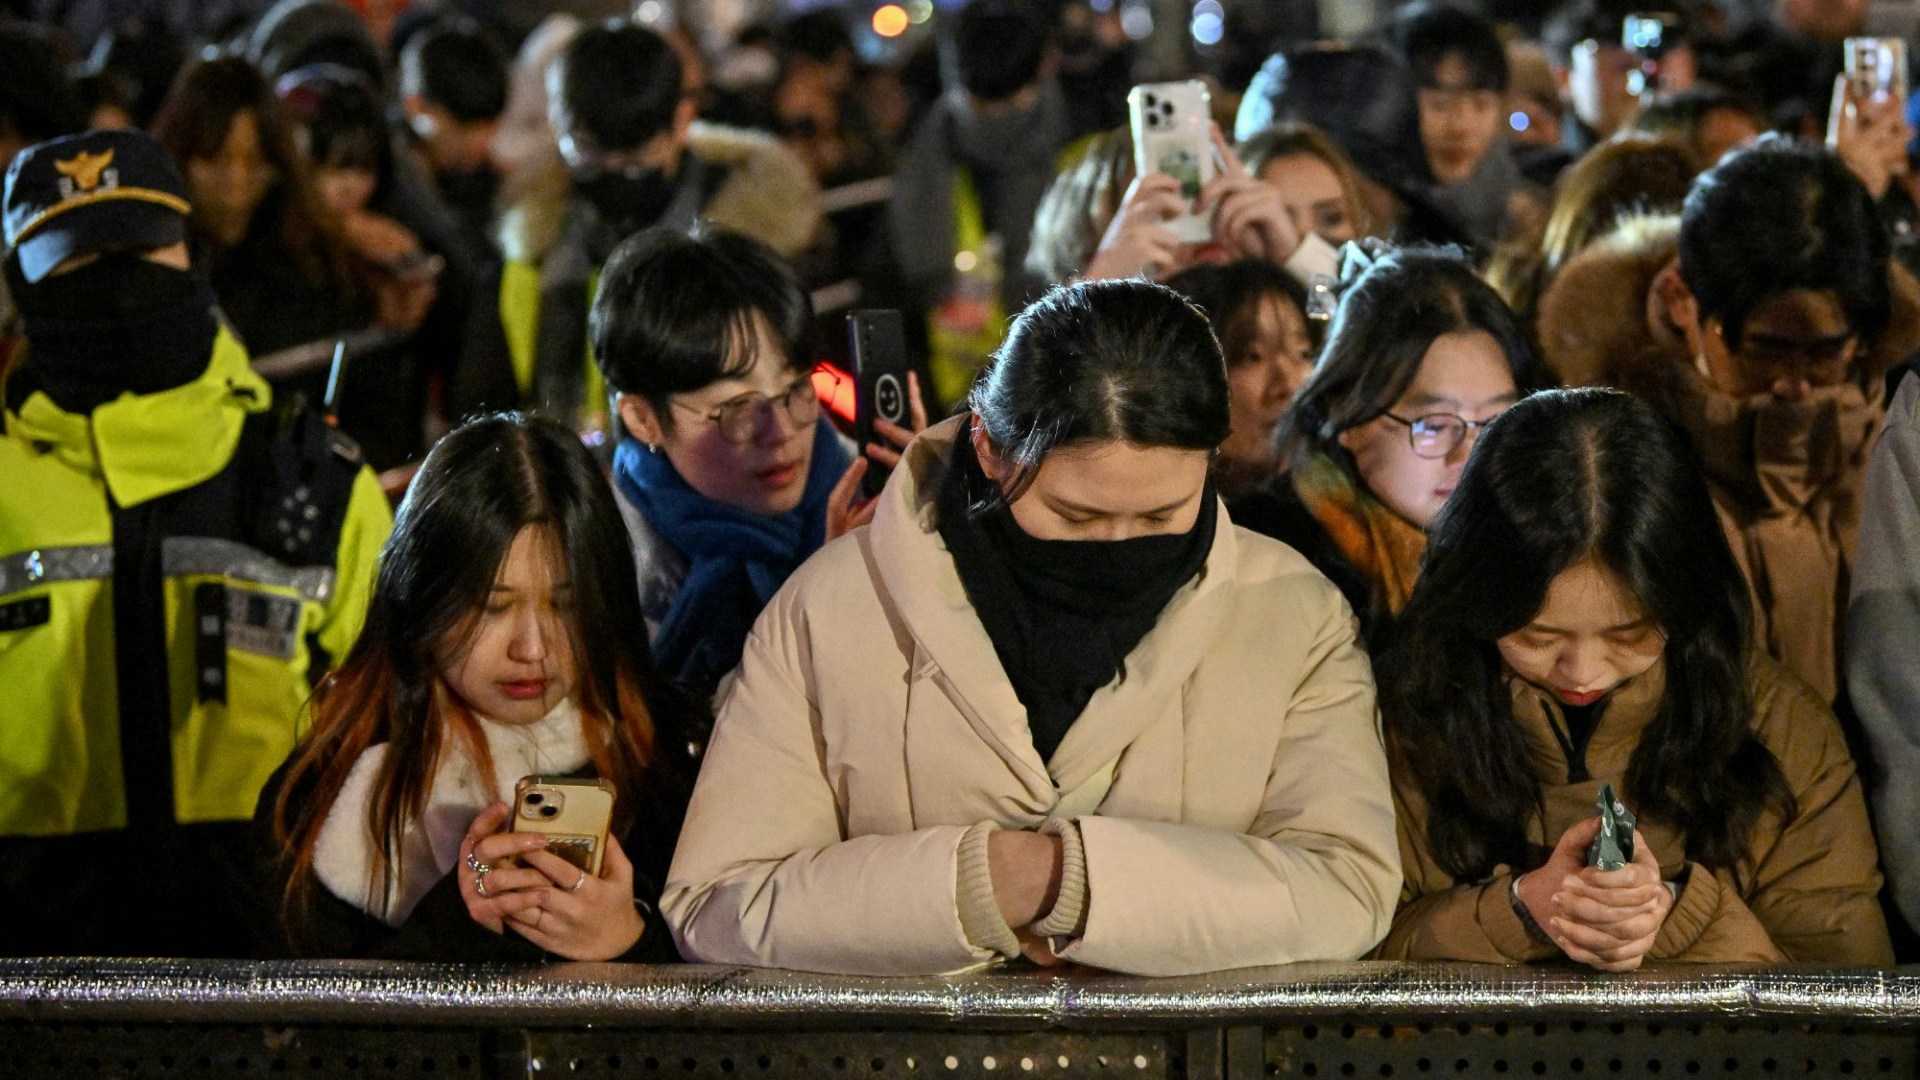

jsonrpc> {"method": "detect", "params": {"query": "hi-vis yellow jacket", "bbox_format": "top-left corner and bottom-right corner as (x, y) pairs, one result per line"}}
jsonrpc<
(0, 327), (390, 837)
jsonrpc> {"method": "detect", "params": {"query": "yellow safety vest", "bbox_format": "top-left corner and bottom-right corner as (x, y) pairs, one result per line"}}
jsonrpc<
(927, 136), (1098, 408)
(0, 328), (390, 835)
(497, 260), (607, 433)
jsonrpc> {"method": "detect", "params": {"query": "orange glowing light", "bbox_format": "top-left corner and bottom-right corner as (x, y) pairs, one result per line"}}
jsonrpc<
(872, 4), (910, 37)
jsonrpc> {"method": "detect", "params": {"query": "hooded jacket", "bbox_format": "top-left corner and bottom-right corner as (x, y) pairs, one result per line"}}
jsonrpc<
(661, 417), (1400, 976)
(1377, 655), (1890, 965)
(1534, 214), (1920, 701)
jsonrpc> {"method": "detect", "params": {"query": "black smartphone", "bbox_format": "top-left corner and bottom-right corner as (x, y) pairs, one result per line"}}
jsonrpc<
(847, 310), (913, 499)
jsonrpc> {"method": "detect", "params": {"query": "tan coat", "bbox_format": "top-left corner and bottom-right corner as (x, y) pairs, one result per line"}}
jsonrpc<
(1534, 216), (1920, 701)
(1376, 655), (1891, 965)
(662, 419), (1401, 976)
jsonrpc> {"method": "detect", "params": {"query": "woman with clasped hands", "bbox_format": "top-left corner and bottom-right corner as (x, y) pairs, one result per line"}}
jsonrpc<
(660, 279), (1400, 976)
(1373, 390), (1889, 969)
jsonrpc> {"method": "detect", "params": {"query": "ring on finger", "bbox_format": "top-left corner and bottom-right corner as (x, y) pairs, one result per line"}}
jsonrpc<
(568, 869), (588, 893)
(465, 849), (491, 874)
(474, 863), (493, 898)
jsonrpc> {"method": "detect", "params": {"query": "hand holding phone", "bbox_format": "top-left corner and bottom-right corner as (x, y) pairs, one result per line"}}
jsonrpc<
(847, 310), (917, 499)
(509, 775), (615, 877)
(1129, 80), (1217, 245)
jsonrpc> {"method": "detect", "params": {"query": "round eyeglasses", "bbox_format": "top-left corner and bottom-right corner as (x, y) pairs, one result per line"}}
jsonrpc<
(1381, 410), (1504, 459)
(672, 377), (820, 445)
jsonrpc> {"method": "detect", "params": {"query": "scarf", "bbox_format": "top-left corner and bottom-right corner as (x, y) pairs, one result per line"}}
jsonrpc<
(889, 81), (1068, 310)
(1429, 138), (1525, 252)
(311, 698), (591, 926)
(935, 435), (1217, 761)
(611, 419), (850, 698)
(12, 256), (221, 414)
(1291, 448), (1429, 619)
(1669, 376), (1880, 700)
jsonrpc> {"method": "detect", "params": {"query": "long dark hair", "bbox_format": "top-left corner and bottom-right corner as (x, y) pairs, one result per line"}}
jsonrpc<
(273, 414), (698, 919)
(1382, 389), (1795, 882)
(1278, 247), (1551, 481)
(151, 53), (360, 298)
(965, 278), (1230, 506)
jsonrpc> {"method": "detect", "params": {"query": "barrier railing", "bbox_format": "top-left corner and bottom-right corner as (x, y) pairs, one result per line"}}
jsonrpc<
(3, 960), (1917, 1078)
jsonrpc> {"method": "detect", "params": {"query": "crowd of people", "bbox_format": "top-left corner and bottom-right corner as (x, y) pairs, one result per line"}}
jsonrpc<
(3, 0), (1920, 975)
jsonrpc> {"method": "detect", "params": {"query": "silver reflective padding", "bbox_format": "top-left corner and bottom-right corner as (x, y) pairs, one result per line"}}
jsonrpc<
(0, 545), (114, 597)
(160, 537), (335, 605)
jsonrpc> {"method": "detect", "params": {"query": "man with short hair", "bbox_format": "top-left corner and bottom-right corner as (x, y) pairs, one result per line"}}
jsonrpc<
(0, 129), (391, 956)
(1393, 2), (1544, 251)
(462, 18), (820, 431)
(1544, 0), (1697, 157)
(401, 18), (510, 260)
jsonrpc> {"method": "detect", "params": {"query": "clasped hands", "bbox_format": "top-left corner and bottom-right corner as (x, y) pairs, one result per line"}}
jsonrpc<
(1515, 816), (1675, 972)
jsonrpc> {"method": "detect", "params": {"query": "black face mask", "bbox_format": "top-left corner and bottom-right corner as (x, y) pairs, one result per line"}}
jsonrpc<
(573, 167), (677, 235)
(13, 253), (221, 413)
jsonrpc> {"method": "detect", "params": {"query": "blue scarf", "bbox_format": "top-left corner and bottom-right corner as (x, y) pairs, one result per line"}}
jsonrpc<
(611, 419), (850, 697)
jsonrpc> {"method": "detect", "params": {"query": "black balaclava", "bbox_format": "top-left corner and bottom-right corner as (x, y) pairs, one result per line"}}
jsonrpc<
(8, 251), (221, 414)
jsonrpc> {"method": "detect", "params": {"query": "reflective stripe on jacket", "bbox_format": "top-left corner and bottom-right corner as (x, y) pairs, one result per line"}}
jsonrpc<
(0, 327), (390, 836)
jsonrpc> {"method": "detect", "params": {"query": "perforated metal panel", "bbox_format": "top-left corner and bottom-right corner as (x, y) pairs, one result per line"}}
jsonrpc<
(0, 1025), (1182, 1080)
(1262, 1018), (1919, 1078)
(525, 1031), (1176, 1078)
(0, 1022), (497, 1077)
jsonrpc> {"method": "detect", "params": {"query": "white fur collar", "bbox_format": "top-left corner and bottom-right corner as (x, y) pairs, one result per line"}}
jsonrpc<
(312, 698), (592, 926)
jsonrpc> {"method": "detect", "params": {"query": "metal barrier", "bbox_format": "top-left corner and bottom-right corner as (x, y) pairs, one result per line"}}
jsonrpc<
(3, 960), (1919, 1079)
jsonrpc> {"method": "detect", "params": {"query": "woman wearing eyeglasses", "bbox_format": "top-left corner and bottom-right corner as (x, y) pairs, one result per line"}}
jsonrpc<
(589, 224), (924, 703)
(1536, 139), (1920, 701)
(1230, 246), (1554, 650)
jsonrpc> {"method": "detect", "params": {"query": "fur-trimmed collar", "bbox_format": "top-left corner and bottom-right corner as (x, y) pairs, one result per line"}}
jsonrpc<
(1536, 212), (1920, 414)
(312, 699), (591, 926)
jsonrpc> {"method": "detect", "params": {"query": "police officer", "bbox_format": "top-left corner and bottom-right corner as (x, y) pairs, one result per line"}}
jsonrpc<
(0, 130), (392, 957)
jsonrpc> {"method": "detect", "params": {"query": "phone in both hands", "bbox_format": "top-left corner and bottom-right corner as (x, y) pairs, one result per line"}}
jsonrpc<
(1128, 80), (1217, 245)
(1846, 37), (1909, 109)
(846, 310), (914, 499)
(509, 775), (615, 878)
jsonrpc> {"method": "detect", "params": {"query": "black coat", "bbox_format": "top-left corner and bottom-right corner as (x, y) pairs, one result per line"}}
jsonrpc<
(251, 760), (683, 963)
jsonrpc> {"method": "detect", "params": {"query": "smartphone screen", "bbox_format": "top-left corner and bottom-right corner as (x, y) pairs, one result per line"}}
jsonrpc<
(847, 310), (912, 499)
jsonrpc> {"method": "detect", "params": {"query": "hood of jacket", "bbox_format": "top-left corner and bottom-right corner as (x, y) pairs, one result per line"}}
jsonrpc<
(1536, 211), (1920, 416)
(3, 325), (270, 508)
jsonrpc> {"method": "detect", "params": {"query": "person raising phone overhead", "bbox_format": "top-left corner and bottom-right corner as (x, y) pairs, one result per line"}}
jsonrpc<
(257, 413), (700, 961)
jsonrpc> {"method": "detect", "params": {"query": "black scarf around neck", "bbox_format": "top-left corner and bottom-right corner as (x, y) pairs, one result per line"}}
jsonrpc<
(935, 435), (1217, 762)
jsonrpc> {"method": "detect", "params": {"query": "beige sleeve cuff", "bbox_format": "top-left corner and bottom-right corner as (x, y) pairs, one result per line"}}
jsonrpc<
(1033, 818), (1090, 940)
(956, 821), (1022, 959)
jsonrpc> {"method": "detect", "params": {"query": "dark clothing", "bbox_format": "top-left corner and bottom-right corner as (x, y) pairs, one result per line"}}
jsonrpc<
(1228, 475), (1378, 644)
(197, 199), (424, 471)
(935, 437), (1217, 760)
(252, 761), (683, 963)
